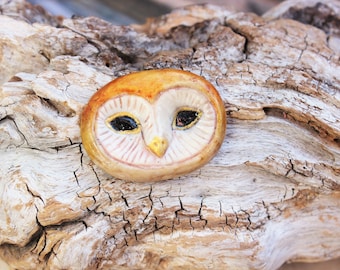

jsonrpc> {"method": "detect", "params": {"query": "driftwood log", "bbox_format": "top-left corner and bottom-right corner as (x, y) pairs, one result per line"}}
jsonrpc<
(0, 0), (339, 269)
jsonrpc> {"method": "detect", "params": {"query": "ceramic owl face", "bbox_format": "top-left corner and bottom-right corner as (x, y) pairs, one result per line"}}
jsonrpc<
(81, 69), (226, 182)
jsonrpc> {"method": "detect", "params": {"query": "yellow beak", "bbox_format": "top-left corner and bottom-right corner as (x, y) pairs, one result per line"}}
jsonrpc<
(147, 136), (168, 158)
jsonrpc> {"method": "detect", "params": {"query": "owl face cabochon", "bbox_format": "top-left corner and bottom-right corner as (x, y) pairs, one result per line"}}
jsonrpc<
(81, 69), (226, 182)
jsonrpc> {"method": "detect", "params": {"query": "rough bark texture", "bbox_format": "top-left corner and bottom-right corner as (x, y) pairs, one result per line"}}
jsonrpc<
(0, 0), (339, 269)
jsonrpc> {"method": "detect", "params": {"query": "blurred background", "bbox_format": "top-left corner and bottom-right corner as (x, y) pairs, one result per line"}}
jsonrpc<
(6, 1), (337, 270)
(28, 0), (284, 24)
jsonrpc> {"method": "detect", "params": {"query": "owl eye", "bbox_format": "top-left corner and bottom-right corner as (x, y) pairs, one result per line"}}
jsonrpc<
(173, 108), (202, 130)
(106, 113), (140, 133)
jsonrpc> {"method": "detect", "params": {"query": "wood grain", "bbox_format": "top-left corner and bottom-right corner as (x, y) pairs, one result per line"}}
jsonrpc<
(0, 0), (339, 269)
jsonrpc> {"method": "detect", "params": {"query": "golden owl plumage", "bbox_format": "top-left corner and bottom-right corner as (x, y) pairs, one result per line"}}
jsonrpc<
(81, 69), (226, 182)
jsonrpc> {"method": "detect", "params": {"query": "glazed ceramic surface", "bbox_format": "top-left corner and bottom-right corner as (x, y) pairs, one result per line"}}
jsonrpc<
(81, 69), (226, 182)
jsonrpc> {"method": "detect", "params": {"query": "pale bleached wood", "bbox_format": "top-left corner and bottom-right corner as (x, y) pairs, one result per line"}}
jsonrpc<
(0, 0), (339, 269)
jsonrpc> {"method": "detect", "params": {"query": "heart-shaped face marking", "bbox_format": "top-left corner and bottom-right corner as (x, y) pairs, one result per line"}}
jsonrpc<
(81, 69), (226, 182)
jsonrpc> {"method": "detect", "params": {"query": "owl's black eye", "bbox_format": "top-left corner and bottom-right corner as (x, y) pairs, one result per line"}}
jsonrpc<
(174, 109), (201, 129)
(107, 114), (140, 133)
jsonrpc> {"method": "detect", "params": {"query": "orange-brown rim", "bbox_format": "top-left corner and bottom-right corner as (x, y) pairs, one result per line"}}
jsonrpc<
(80, 69), (226, 182)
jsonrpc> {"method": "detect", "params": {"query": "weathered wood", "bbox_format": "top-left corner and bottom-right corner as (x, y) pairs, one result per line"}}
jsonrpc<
(0, 0), (339, 269)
